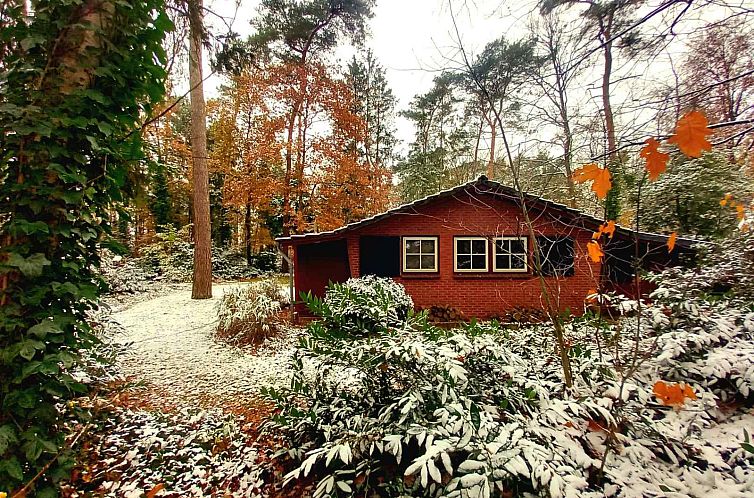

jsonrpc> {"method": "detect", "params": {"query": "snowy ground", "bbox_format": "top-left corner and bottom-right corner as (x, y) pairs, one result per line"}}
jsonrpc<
(110, 283), (296, 408)
(68, 283), (299, 497)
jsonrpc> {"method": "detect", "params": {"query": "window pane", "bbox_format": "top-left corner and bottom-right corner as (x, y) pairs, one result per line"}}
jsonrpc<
(457, 254), (471, 269)
(457, 239), (471, 254)
(421, 255), (435, 269)
(510, 239), (525, 254)
(472, 239), (486, 254)
(421, 239), (435, 253)
(405, 254), (421, 269)
(406, 239), (421, 254)
(496, 255), (510, 269)
(511, 255), (526, 270)
(495, 239), (507, 253)
(472, 255), (486, 269)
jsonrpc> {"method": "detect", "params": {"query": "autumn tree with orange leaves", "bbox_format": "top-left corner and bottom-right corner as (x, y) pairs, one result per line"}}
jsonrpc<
(211, 61), (392, 255)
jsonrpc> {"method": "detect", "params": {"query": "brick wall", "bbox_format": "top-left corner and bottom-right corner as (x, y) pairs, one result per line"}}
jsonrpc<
(291, 190), (602, 319)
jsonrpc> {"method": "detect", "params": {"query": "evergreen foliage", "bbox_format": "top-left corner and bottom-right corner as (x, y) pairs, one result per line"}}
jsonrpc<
(0, 1), (169, 493)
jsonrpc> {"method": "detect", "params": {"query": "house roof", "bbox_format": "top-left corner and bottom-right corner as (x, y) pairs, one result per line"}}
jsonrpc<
(275, 175), (699, 249)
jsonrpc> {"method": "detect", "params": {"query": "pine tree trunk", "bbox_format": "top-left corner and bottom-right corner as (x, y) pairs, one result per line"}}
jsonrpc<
(244, 201), (252, 266)
(188, 0), (212, 299)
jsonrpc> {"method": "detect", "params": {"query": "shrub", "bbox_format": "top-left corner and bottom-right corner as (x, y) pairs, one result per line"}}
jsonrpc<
(216, 281), (286, 344)
(262, 269), (754, 497)
(305, 275), (414, 336)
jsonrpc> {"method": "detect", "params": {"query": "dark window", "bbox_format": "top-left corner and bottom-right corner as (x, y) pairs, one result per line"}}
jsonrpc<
(360, 236), (400, 277)
(493, 237), (528, 272)
(536, 236), (575, 276)
(455, 237), (488, 271)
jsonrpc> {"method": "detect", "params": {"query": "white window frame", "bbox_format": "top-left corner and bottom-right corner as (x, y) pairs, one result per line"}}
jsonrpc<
(493, 236), (529, 273)
(402, 236), (438, 273)
(453, 236), (489, 272)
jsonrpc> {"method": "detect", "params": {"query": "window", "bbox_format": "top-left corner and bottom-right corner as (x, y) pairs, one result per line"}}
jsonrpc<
(536, 236), (575, 277)
(402, 236), (438, 272)
(360, 236), (400, 277)
(454, 237), (488, 272)
(493, 237), (528, 272)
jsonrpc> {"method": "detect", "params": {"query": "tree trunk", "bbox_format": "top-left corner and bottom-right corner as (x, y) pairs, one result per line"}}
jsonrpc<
(244, 201), (252, 266)
(188, 0), (212, 299)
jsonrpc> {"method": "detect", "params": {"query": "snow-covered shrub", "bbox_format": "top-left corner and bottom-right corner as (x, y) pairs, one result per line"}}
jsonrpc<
(138, 226), (194, 282)
(263, 270), (754, 497)
(216, 281), (285, 344)
(306, 275), (414, 336)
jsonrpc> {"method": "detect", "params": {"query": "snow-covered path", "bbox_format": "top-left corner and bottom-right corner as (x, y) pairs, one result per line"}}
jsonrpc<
(111, 283), (295, 407)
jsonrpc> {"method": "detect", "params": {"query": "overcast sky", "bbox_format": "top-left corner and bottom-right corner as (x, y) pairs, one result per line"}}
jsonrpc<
(198, 0), (730, 157)
(203, 0), (543, 150)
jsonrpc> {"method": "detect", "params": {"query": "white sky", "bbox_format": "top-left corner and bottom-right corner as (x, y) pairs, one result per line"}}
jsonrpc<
(204, 0), (539, 150)
(198, 0), (734, 158)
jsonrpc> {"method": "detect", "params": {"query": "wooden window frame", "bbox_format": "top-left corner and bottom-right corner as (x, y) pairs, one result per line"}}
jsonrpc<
(453, 236), (489, 272)
(402, 236), (439, 273)
(492, 236), (529, 273)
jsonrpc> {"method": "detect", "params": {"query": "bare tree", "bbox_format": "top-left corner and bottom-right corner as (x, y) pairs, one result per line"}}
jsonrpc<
(530, 12), (588, 207)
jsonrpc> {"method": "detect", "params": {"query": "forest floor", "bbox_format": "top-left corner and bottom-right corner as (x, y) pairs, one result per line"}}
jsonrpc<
(65, 283), (301, 498)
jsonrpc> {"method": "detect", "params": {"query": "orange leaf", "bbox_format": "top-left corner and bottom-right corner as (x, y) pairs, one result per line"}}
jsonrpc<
(147, 484), (165, 498)
(667, 110), (712, 158)
(640, 138), (670, 181)
(653, 381), (696, 407)
(573, 163), (612, 199)
(602, 220), (616, 238)
(667, 232), (677, 253)
(737, 204), (746, 220)
(587, 241), (604, 263)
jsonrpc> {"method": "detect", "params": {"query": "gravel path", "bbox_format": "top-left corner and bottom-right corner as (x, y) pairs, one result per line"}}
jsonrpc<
(111, 283), (295, 407)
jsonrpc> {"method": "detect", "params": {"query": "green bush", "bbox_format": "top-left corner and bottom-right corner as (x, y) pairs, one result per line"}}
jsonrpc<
(304, 275), (414, 336)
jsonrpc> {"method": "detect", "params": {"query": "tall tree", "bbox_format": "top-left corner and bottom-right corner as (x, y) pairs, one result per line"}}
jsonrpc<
(531, 13), (586, 206)
(396, 74), (472, 201)
(0, 0), (168, 491)
(681, 22), (754, 161)
(460, 36), (542, 179)
(249, 0), (375, 237)
(347, 50), (398, 169)
(541, 0), (644, 218)
(188, 0), (212, 298)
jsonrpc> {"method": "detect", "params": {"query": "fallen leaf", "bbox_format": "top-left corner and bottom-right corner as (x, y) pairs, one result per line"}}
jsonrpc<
(587, 241), (604, 263)
(640, 138), (670, 180)
(667, 110), (712, 158)
(653, 380), (696, 407)
(147, 483), (165, 498)
(667, 232), (677, 253)
(737, 204), (746, 220)
(573, 163), (612, 199)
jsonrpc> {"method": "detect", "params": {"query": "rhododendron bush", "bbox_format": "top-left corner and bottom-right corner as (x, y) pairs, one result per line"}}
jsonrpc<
(262, 271), (754, 497)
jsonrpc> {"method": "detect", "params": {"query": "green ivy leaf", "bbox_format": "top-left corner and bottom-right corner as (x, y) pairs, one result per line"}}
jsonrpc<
(0, 456), (23, 481)
(29, 320), (63, 338)
(0, 425), (18, 454)
(5, 253), (51, 277)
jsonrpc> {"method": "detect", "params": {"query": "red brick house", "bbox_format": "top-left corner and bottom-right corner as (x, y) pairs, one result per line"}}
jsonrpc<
(276, 176), (693, 319)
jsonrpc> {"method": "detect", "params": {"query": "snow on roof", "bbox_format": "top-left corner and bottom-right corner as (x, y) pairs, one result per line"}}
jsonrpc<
(276, 175), (699, 248)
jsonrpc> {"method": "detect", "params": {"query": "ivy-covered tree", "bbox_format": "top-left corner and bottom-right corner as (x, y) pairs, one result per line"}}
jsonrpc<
(0, 0), (168, 494)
